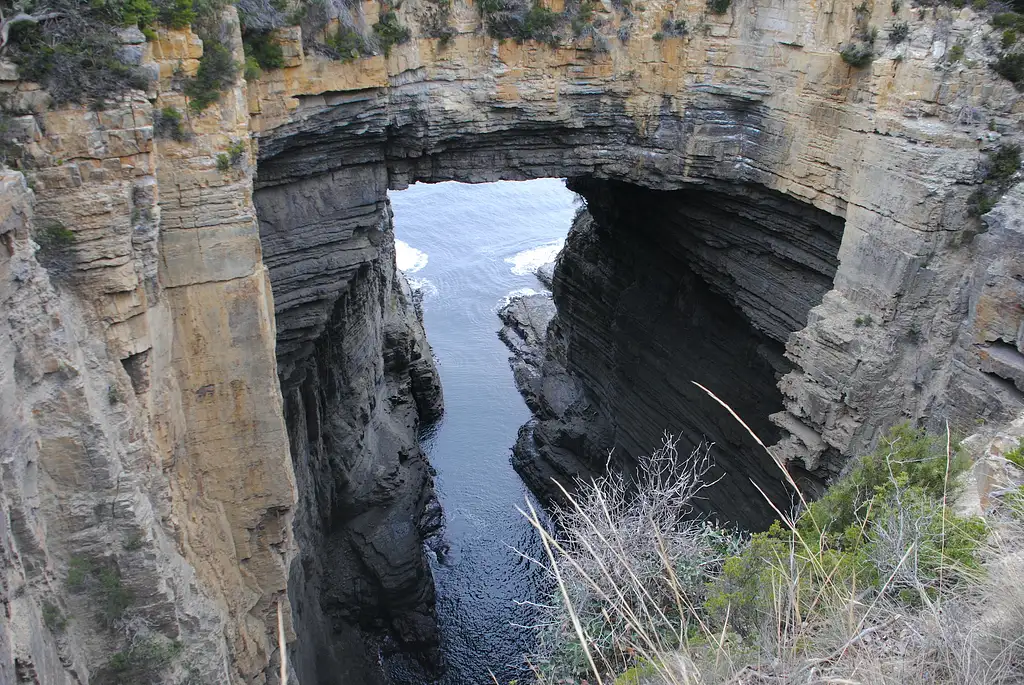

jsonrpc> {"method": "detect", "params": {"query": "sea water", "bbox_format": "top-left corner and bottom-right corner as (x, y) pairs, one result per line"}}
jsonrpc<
(389, 179), (577, 684)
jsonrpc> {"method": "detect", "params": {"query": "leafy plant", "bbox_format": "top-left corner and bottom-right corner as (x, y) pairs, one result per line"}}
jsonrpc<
(1004, 438), (1024, 468)
(947, 42), (965, 62)
(1004, 29), (1018, 49)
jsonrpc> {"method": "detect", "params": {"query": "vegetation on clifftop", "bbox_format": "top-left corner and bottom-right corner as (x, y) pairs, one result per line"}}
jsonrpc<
(524, 423), (1022, 684)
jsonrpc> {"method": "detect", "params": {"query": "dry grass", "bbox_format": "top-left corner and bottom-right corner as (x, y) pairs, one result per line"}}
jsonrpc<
(521, 410), (1024, 685)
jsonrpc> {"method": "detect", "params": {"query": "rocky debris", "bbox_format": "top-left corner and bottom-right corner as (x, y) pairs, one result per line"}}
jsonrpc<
(498, 292), (556, 413)
(535, 262), (555, 289)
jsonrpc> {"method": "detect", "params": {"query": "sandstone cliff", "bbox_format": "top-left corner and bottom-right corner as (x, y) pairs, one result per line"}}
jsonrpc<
(1, 0), (1024, 681)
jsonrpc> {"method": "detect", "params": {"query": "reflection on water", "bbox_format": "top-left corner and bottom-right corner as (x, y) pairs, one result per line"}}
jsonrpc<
(388, 179), (576, 684)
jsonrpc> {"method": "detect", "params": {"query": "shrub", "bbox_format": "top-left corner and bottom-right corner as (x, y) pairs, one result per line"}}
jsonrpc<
(992, 11), (1024, 29)
(517, 2), (559, 43)
(840, 41), (874, 66)
(153, 106), (188, 141)
(7, 1), (153, 106)
(525, 436), (743, 680)
(995, 53), (1024, 87)
(184, 41), (238, 112)
(947, 42), (965, 62)
(42, 600), (67, 632)
(34, 221), (76, 276)
(707, 0), (730, 14)
(156, 0), (196, 28)
(242, 30), (285, 71)
(890, 20), (909, 43)
(103, 637), (182, 685)
(327, 25), (367, 61)
(989, 143), (1021, 181)
(373, 7), (412, 56)
(216, 153), (231, 171)
(66, 556), (135, 628)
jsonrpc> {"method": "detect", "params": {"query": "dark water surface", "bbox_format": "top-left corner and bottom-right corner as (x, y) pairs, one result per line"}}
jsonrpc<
(389, 179), (577, 684)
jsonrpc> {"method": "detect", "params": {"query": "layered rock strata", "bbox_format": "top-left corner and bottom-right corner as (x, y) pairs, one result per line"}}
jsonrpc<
(2, 0), (1024, 682)
(254, 170), (444, 682)
(0, 14), (295, 685)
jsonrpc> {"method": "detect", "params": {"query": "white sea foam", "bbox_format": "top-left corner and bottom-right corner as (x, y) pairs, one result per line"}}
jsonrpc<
(497, 287), (548, 310)
(395, 238), (429, 273)
(407, 277), (439, 298)
(505, 240), (563, 276)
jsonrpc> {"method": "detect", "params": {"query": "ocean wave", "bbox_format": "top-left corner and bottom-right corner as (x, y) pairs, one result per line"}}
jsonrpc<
(496, 287), (549, 310)
(395, 238), (429, 273)
(505, 240), (563, 276)
(407, 277), (439, 298)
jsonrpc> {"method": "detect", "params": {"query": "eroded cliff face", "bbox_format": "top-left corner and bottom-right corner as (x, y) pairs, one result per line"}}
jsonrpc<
(0, 15), (295, 685)
(3, 0), (1024, 681)
(254, 167), (444, 682)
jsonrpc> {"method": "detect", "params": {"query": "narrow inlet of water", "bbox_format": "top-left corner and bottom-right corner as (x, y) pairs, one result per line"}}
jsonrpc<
(388, 179), (577, 684)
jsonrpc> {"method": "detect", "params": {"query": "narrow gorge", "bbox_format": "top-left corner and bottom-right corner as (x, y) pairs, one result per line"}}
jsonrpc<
(2, 0), (1024, 681)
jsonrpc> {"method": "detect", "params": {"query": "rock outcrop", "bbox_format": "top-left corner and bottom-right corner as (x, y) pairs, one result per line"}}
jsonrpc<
(2, 0), (1024, 681)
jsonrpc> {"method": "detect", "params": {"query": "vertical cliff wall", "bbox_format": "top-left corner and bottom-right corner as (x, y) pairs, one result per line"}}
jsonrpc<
(254, 165), (444, 683)
(0, 14), (295, 684)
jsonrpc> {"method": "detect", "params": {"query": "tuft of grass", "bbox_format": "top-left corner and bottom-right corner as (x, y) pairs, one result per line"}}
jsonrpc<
(1004, 438), (1024, 468)
(854, 313), (874, 327)
(524, 416), (1006, 685)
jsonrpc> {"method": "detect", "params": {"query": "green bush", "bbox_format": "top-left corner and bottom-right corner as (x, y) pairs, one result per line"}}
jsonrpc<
(42, 600), (67, 632)
(327, 24), (367, 61)
(373, 8), (412, 56)
(154, 106), (189, 141)
(517, 2), (559, 42)
(992, 12), (1024, 30)
(840, 41), (874, 67)
(65, 556), (135, 628)
(156, 0), (196, 28)
(7, 2), (152, 106)
(890, 20), (909, 43)
(707, 0), (730, 14)
(988, 144), (1021, 181)
(243, 30), (285, 71)
(995, 53), (1024, 87)
(947, 43), (965, 62)
(103, 638), (182, 685)
(184, 41), (238, 112)
(706, 425), (984, 636)
(1004, 438), (1024, 468)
